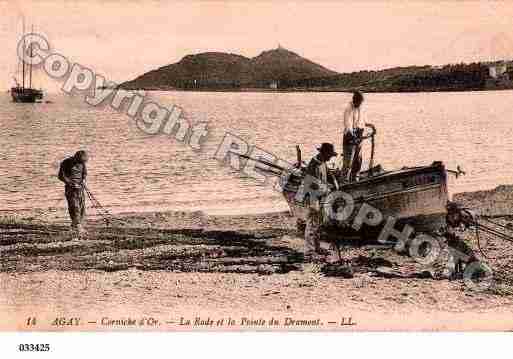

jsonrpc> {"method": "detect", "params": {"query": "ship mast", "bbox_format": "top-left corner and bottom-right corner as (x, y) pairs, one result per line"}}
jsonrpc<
(22, 18), (25, 90)
(29, 25), (33, 89)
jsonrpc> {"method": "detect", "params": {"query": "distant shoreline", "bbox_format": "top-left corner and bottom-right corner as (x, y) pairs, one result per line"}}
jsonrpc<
(115, 86), (513, 95)
(118, 49), (513, 94)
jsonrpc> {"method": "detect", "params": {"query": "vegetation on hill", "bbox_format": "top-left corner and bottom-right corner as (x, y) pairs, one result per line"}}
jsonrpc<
(120, 48), (338, 90)
(120, 48), (513, 92)
(284, 62), (507, 92)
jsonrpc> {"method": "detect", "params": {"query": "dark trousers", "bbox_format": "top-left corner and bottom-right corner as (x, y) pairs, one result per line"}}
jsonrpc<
(342, 132), (362, 182)
(305, 208), (321, 254)
(65, 186), (85, 228)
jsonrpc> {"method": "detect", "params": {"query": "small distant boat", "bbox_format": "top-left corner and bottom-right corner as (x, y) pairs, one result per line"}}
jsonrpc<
(11, 22), (43, 103)
(11, 86), (43, 103)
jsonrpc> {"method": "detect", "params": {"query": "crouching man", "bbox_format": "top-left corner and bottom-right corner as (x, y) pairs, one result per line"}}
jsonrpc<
(58, 150), (88, 239)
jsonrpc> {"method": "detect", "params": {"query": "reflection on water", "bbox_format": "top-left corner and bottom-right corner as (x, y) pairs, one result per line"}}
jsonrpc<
(1, 90), (512, 215)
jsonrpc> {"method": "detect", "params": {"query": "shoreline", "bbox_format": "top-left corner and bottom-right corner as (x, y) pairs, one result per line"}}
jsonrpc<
(2, 183), (512, 223)
(116, 87), (513, 95)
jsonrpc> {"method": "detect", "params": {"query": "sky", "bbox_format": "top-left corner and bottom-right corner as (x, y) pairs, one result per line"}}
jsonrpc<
(2, 0), (513, 91)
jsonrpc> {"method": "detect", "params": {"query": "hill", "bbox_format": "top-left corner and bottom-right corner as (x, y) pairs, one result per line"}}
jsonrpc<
(120, 47), (339, 90)
(120, 46), (513, 92)
(281, 62), (513, 92)
(248, 47), (339, 85)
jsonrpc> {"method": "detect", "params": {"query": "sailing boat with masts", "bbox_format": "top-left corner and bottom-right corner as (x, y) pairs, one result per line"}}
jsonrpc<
(11, 22), (43, 103)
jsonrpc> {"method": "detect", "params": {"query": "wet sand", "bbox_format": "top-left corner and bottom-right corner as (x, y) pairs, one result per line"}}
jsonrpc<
(1, 186), (513, 331)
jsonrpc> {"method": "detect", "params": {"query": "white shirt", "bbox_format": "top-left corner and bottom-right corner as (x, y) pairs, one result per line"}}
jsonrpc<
(343, 101), (362, 135)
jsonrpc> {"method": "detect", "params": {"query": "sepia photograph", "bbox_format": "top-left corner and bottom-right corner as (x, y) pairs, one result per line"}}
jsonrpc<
(1, 1), (513, 353)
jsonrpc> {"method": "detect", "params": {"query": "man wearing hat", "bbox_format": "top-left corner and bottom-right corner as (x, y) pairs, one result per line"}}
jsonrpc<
(58, 150), (89, 238)
(303, 143), (337, 259)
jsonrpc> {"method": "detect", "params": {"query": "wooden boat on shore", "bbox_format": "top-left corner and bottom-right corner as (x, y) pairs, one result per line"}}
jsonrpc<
(278, 124), (450, 237)
(282, 161), (449, 235)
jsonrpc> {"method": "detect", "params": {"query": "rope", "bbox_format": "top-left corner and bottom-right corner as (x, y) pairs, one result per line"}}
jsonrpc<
(84, 185), (125, 226)
(481, 217), (513, 232)
(468, 211), (513, 260)
(474, 217), (489, 259)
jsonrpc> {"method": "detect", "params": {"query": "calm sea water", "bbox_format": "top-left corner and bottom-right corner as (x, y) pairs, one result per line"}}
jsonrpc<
(1, 90), (512, 215)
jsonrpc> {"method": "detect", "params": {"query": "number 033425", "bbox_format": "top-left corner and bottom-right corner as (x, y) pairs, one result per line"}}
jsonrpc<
(18, 344), (50, 352)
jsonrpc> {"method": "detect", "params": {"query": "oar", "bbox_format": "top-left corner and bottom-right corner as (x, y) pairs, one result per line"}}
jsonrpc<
(234, 153), (288, 172)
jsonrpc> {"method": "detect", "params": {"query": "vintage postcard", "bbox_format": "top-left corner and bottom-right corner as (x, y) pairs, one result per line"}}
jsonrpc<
(1, 0), (513, 345)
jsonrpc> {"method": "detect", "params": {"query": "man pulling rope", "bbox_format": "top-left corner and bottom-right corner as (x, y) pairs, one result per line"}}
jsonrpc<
(58, 150), (88, 239)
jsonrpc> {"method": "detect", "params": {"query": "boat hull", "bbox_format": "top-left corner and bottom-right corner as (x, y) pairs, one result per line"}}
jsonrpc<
(282, 162), (448, 235)
(11, 87), (43, 103)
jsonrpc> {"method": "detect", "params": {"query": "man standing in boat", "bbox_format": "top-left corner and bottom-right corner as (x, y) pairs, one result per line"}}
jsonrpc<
(341, 91), (364, 181)
(303, 143), (337, 261)
(58, 150), (88, 239)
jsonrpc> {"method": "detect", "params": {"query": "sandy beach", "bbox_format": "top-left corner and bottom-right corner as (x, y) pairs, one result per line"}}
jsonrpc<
(1, 186), (513, 331)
